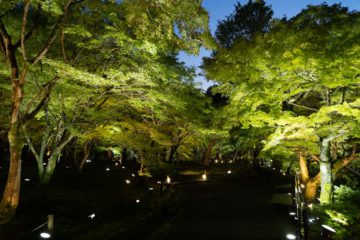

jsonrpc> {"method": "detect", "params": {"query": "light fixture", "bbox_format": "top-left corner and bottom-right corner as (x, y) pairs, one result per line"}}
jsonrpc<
(40, 232), (51, 239)
(115, 162), (118, 166)
(125, 179), (131, 184)
(86, 159), (92, 163)
(157, 181), (162, 184)
(106, 168), (110, 171)
(286, 233), (296, 239)
(136, 199), (140, 203)
(321, 225), (336, 233)
(227, 170), (232, 174)
(89, 213), (96, 219)
(166, 176), (171, 184)
(131, 173), (135, 177)
(289, 212), (296, 216)
(215, 160), (218, 163)
(149, 187), (154, 191)
(24, 178), (30, 182)
(122, 166), (125, 169)
(202, 173), (207, 180)
(300, 184), (305, 189)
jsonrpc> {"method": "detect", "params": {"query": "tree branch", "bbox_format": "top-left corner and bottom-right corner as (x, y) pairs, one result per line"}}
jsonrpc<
(20, 0), (31, 61)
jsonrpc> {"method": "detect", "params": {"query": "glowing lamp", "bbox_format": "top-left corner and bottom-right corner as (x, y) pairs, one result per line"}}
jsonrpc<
(131, 173), (135, 177)
(136, 199), (140, 203)
(89, 213), (96, 219)
(215, 160), (218, 163)
(166, 176), (171, 184)
(227, 170), (232, 174)
(86, 159), (92, 163)
(286, 233), (296, 240)
(106, 168), (110, 171)
(115, 162), (119, 166)
(202, 173), (207, 180)
(40, 232), (51, 239)
(24, 178), (30, 182)
(125, 179), (131, 184)
(289, 212), (296, 216)
(122, 166), (125, 169)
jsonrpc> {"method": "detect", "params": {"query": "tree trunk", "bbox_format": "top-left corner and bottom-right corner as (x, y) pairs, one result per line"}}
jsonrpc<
(168, 145), (179, 163)
(41, 153), (59, 185)
(319, 137), (332, 204)
(78, 140), (92, 173)
(299, 152), (321, 202)
(203, 139), (215, 167)
(0, 128), (23, 223)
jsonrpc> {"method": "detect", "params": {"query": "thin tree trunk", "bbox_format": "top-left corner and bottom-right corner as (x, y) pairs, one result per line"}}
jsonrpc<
(168, 145), (179, 163)
(78, 140), (92, 173)
(203, 139), (215, 167)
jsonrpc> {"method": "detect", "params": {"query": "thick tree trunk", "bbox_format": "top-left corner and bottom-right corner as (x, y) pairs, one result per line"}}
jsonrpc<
(0, 128), (23, 223)
(299, 153), (321, 202)
(319, 137), (332, 204)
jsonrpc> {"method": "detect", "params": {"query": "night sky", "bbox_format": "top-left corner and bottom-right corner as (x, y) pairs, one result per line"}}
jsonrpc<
(179, 0), (360, 90)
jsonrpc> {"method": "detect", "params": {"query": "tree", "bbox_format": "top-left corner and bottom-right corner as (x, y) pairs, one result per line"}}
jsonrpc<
(204, 4), (360, 204)
(215, 0), (273, 48)
(0, 0), (213, 223)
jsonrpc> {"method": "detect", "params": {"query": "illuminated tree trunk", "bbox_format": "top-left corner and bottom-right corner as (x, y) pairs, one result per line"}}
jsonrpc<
(79, 140), (92, 173)
(319, 137), (332, 204)
(0, 128), (23, 223)
(299, 153), (320, 202)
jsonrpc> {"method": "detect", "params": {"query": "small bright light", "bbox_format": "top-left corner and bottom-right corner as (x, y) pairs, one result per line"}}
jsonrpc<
(309, 217), (315, 223)
(286, 233), (296, 240)
(300, 184), (305, 189)
(202, 174), (207, 180)
(289, 212), (296, 216)
(157, 181), (162, 184)
(294, 217), (298, 220)
(272, 168), (276, 170)
(89, 213), (96, 219)
(24, 178), (30, 182)
(106, 168), (110, 171)
(125, 179), (131, 184)
(229, 160), (232, 163)
(215, 160), (218, 163)
(322, 224), (336, 233)
(283, 173), (286, 176)
(115, 162), (118, 166)
(227, 170), (232, 174)
(122, 166), (125, 169)
(86, 159), (92, 163)
(131, 173), (135, 177)
(307, 203), (313, 209)
(66, 165), (69, 169)
(166, 176), (171, 184)
(221, 161), (224, 164)
(149, 187), (154, 191)
(40, 232), (51, 239)
(43, 163), (47, 166)
(287, 193), (292, 195)
(136, 199), (140, 203)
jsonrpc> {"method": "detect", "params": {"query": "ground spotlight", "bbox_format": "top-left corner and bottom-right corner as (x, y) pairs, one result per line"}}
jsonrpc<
(286, 233), (296, 239)
(40, 232), (51, 239)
